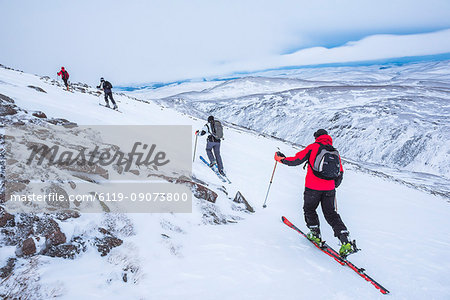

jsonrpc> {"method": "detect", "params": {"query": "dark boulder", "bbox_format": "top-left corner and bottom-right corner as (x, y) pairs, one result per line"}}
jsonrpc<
(32, 111), (47, 118)
(27, 85), (47, 93)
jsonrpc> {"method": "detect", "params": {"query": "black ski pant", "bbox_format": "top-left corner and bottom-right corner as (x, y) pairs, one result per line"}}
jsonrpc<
(104, 91), (117, 106)
(62, 78), (69, 88)
(303, 188), (347, 237)
(206, 141), (223, 172)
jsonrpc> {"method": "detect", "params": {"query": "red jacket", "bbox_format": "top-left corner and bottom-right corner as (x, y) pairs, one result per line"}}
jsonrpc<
(57, 68), (69, 80)
(281, 134), (343, 191)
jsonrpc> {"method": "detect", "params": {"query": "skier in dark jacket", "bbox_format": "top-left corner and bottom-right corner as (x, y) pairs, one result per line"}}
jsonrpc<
(195, 116), (225, 176)
(97, 77), (118, 109)
(274, 129), (356, 256)
(57, 67), (70, 90)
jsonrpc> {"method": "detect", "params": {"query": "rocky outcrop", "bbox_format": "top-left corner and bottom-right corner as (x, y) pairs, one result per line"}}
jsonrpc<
(45, 244), (79, 259)
(46, 118), (77, 128)
(233, 191), (254, 213)
(148, 174), (219, 203)
(0, 257), (16, 279)
(32, 111), (47, 118)
(0, 93), (15, 104)
(27, 85), (47, 93)
(0, 104), (18, 116)
(20, 237), (36, 256)
(94, 228), (123, 256)
(0, 207), (15, 227)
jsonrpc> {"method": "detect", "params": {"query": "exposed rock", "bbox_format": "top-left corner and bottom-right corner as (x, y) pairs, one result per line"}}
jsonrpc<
(44, 184), (70, 209)
(27, 85), (47, 93)
(0, 257), (16, 279)
(68, 181), (76, 189)
(0, 93), (15, 103)
(53, 210), (80, 220)
(72, 174), (99, 184)
(15, 214), (61, 244)
(129, 169), (140, 176)
(148, 174), (218, 203)
(45, 244), (79, 259)
(175, 178), (217, 203)
(190, 182), (218, 203)
(94, 228), (123, 256)
(4, 181), (27, 202)
(44, 235), (86, 259)
(0, 104), (18, 116)
(46, 118), (77, 128)
(46, 229), (66, 246)
(32, 111), (47, 118)
(200, 201), (241, 225)
(59, 163), (109, 180)
(0, 208), (15, 227)
(20, 237), (36, 256)
(233, 191), (254, 213)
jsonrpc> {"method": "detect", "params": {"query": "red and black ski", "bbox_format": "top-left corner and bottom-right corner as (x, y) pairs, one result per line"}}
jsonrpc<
(281, 216), (390, 295)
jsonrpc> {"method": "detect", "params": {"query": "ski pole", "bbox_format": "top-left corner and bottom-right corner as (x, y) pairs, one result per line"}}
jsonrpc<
(193, 132), (198, 162)
(263, 160), (278, 208)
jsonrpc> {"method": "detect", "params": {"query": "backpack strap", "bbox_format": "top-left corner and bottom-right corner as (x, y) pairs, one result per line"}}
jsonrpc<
(304, 142), (323, 169)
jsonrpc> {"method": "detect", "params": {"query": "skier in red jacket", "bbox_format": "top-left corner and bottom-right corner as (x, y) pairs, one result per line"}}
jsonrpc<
(274, 129), (357, 256)
(57, 67), (70, 90)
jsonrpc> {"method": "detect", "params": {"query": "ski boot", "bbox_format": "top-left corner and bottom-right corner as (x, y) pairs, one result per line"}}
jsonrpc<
(338, 230), (359, 257)
(219, 169), (226, 176)
(105, 103), (111, 108)
(113, 104), (118, 110)
(209, 160), (217, 168)
(306, 225), (322, 245)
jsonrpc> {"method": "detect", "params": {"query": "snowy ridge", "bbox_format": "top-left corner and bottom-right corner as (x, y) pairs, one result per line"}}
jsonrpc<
(0, 65), (449, 299)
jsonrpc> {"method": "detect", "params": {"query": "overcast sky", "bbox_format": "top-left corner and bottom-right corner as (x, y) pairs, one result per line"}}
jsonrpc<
(1, 0), (450, 86)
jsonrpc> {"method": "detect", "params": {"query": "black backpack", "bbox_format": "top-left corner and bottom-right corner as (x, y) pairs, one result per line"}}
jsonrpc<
(104, 81), (112, 89)
(309, 143), (341, 180)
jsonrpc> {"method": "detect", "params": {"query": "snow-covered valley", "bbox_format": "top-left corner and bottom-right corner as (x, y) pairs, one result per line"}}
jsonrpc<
(0, 63), (449, 299)
(132, 61), (450, 197)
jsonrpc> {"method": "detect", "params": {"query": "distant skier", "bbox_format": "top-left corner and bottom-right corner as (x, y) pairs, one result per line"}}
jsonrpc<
(97, 77), (118, 109)
(57, 67), (70, 90)
(195, 116), (226, 176)
(274, 129), (357, 256)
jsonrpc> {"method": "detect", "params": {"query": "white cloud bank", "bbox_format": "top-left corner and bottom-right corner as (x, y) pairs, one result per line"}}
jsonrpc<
(222, 29), (450, 74)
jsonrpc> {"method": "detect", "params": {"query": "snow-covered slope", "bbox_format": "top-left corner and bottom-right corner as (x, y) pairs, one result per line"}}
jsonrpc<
(0, 65), (449, 299)
(141, 60), (450, 196)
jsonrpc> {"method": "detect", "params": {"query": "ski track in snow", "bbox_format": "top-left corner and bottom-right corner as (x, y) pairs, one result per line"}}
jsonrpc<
(0, 65), (449, 299)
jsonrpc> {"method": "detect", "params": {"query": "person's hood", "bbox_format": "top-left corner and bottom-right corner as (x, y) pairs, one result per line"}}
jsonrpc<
(315, 134), (332, 145)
